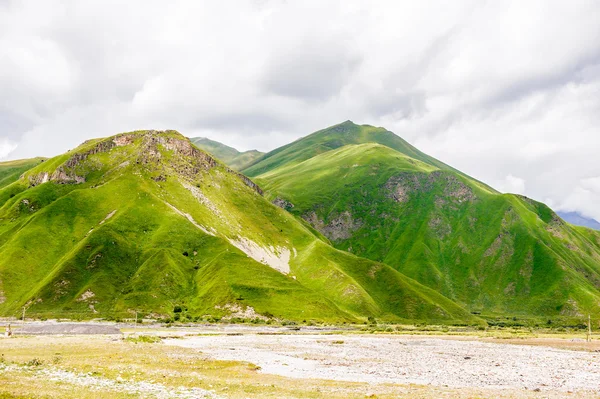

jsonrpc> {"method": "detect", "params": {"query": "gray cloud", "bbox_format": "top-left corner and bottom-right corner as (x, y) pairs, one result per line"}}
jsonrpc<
(261, 39), (362, 100)
(1, 0), (600, 220)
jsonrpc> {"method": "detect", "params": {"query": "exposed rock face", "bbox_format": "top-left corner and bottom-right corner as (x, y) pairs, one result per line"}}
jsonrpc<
(25, 129), (264, 196)
(29, 134), (128, 186)
(384, 171), (476, 205)
(384, 173), (426, 203)
(429, 216), (452, 239)
(138, 131), (218, 170)
(138, 131), (263, 195)
(304, 211), (363, 242)
(236, 173), (263, 195)
(272, 197), (294, 210)
(228, 237), (291, 274)
(440, 172), (476, 203)
(76, 289), (95, 302)
(113, 134), (134, 146)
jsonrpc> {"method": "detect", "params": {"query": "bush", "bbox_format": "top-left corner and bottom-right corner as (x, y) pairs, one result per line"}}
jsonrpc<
(125, 335), (161, 344)
(26, 358), (43, 367)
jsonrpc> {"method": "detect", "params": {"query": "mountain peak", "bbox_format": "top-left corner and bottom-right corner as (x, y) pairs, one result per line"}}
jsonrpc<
(24, 129), (222, 187)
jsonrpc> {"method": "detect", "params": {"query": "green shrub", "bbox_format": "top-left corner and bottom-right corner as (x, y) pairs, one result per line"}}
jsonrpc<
(125, 335), (161, 344)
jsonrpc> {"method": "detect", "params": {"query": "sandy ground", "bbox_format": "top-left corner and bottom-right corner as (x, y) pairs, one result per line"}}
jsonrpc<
(165, 334), (600, 395)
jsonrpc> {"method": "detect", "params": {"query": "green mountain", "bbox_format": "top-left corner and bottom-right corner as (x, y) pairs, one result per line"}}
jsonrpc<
(0, 130), (477, 324)
(252, 121), (600, 318)
(0, 157), (46, 190)
(190, 137), (263, 171)
(244, 120), (494, 192)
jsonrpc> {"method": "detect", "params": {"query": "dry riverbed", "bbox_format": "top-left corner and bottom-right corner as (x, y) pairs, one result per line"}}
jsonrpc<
(1, 325), (599, 398)
(166, 333), (600, 396)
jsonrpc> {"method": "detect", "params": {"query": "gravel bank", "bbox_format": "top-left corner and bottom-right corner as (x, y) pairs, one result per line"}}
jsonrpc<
(13, 323), (121, 335)
(165, 334), (600, 394)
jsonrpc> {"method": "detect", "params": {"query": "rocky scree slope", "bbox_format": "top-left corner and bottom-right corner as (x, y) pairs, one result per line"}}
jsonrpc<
(0, 130), (477, 323)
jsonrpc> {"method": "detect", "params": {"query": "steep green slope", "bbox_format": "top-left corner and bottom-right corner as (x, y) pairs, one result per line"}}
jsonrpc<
(0, 158), (45, 190)
(256, 142), (600, 318)
(244, 121), (494, 192)
(190, 137), (263, 171)
(0, 130), (476, 324)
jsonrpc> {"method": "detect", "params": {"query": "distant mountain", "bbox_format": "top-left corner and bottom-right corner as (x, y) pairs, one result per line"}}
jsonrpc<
(558, 211), (600, 231)
(0, 130), (477, 323)
(189, 137), (263, 171)
(252, 121), (600, 318)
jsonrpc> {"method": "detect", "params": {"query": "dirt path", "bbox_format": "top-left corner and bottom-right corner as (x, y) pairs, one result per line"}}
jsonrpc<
(165, 334), (600, 395)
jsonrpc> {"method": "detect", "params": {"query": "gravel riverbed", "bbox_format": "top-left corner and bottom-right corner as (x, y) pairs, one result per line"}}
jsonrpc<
(165, 334), (600, 394)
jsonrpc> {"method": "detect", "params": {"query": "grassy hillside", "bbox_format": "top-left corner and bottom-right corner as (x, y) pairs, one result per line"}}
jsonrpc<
(0, 157), (46, 190)
(256, 139), (600, 319)
(244, 121), (495, 192)
(190, 137), (263, 171)
(0, 130), (477, 324)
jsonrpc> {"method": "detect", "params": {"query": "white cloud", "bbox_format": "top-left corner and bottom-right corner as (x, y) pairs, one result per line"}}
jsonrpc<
(556, 177), (600, 221)
(0, 0), (599, 219)
(497, 175), (526, 195)
(0, 138), (17, 160)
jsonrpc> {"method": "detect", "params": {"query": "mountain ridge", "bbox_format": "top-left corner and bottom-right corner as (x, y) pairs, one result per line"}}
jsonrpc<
(251, 122), (600, 318)
(3, 123), (599, 322)
(0, 129), (477, 324)
(243, 120), (498, 194)
(190, 137), (263, 171)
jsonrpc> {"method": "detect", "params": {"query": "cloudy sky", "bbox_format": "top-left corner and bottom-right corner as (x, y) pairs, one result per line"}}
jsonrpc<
(1, 0), (599, 219)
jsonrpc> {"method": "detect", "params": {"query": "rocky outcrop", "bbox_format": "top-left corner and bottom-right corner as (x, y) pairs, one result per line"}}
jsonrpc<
(303, 211), (363, 242)
(384, 170), (476, 205)
(272, 197), (294, 210)
(137, 131), (263, 195)
(138, 131), (218, 168)
(28, 134), (133, 186)
(440, 172), (476, 203)
(384, 173), (428, 203)
(234, 173), (263, 195)
(429, 216), (452, 239)
(25, 130), (264, 197)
